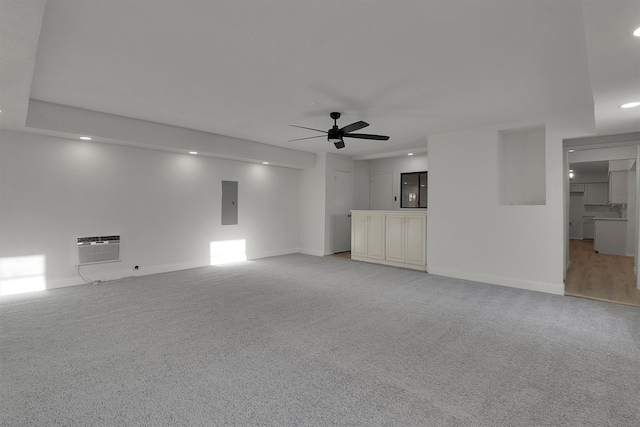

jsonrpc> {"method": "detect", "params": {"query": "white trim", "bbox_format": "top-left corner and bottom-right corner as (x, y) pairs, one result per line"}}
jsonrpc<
(351, 256), (428, 271)
(427, 266), (565, 296)
(298, 248), (325, 257)
(46, 259), (210, 290)
(247, 248), (298, 260)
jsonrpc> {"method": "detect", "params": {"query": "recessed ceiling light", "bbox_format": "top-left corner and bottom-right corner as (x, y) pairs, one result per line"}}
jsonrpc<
(634, 27), (640, 37)
(262, 162), (269, 165)
(79, 136), (92, 140)
(189, 151), (198, 155)
(569, 169), (574, 172)
(407, 153), (414, 156)
(619, 101), (640, 109)
(568, 149), (575, 153)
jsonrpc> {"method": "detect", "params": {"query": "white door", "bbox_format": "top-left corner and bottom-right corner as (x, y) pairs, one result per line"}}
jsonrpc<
(370, 173), (393, 210)
(333, 170), (352, 253)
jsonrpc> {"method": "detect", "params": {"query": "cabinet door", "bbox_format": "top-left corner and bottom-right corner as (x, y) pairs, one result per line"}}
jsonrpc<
(404, 215), (426, 265)
(367, 214), (386, 260)
(584, 183), (608, 205)
(385, 215), (404, 262)
(609, 171), (628, 204)
(351, 213), (368, 258)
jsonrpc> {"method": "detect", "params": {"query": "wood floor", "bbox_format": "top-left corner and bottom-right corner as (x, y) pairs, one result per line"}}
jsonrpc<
(331, 244), (640, 307)
(565, 239), (640, 307)
(327, 251), (352, 260)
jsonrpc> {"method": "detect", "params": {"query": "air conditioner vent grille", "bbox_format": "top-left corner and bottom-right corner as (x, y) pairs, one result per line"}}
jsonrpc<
(77, 236), (121, 265)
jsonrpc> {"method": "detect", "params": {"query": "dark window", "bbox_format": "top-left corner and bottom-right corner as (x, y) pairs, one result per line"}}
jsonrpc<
(400, 172), (427, 208)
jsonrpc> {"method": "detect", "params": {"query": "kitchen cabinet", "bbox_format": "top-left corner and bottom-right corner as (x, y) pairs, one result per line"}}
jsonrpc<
(608, 171), (628, 204)
(386, 213), (426, 267)
(594, 218), (627, 255)
(583, 216), (594, 240)
(351, 210), (427, 271)
(351, 211), (386, 260)
(584, 183), (608, 205)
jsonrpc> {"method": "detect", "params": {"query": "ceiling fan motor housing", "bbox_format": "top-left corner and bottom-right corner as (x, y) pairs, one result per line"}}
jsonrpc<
(327, 128), (342, 143)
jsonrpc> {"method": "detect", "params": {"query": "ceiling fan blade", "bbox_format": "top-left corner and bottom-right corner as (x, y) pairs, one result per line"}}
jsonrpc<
(343, 133), (390, 141)
(340, 121), (369, 134)
(288, 135), (326, 142)
(289, 124), (327, 134)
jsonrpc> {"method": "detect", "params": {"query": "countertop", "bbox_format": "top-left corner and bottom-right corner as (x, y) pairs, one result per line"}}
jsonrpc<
(594, 217), (627, 221)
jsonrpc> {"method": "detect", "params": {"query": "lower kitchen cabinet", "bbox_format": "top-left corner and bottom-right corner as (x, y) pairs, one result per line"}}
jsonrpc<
(594, 218), (627, 255)
(351, 210), (427, 271)
(351, 211), (386, 260)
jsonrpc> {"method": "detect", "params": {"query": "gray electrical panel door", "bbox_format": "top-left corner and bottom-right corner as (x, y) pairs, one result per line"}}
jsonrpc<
(221, 181), (238, 225)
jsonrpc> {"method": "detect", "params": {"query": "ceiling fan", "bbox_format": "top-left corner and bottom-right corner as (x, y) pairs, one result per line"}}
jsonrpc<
(289, 112), (389, 149)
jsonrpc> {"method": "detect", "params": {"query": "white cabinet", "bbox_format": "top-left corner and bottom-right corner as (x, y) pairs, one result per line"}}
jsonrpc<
(351, 210), (427, 271)
(386, 214), (426, 267)
(351, 212), (385, 260)
(608, 171), (628, 204)
(584, 183), (608, 205)
(594, 219), (627, 255)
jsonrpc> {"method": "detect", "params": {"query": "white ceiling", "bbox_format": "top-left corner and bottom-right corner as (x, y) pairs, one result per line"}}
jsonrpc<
(1, 0), (639, 158)
(570, 160), (610, 176)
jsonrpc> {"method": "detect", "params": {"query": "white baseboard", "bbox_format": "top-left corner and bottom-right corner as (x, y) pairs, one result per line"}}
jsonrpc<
(298, 248), (325, 257)
(247, 247), (298, 260)
(427, 266), (565, 296)
(46, 259), (211, 290)
(45, 249), (302, 291)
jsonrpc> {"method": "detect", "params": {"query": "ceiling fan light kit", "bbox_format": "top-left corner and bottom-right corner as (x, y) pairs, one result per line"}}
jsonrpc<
(290, 112), (389, 149)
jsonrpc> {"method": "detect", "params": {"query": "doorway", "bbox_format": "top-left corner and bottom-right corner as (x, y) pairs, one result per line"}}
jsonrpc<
(564, 146), (640, 306)
(332, 170), (352, 254)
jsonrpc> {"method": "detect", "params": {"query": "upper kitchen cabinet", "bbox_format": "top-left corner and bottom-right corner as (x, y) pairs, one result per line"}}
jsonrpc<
(607, 159), (634, 205)
(584, 183), (608, 205)
(608, 171), (628, 204)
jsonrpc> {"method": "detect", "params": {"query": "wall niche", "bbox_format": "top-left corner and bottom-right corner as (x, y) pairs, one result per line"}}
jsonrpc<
(498, 125), (546, 205)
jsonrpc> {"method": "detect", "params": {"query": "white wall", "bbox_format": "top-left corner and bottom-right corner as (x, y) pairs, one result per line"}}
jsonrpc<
(352, 160), (370, 210)
(427, 116), (590, 295)
(0, 131), (300, 289)
(369, 153), (428, 210)
(298, 153), (326, 256)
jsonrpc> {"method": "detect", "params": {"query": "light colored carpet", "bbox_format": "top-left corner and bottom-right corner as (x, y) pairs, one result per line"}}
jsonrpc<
(1, 254), (639, 426)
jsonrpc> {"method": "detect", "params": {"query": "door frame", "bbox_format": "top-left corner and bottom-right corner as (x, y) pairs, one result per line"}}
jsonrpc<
(332, 169), (352, 254)
(563, 132), (640, 289)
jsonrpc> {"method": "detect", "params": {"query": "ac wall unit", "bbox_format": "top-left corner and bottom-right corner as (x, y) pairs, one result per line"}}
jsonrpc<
(77, 236), (120, 265)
